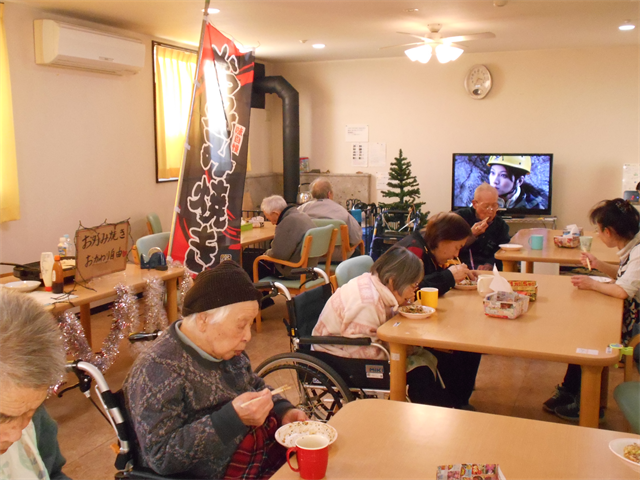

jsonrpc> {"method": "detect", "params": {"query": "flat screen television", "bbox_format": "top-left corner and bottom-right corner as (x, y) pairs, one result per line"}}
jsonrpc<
(451, 153), (553, 216)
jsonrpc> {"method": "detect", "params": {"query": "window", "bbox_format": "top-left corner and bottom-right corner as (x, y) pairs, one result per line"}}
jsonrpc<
(152, 42), (197, 182)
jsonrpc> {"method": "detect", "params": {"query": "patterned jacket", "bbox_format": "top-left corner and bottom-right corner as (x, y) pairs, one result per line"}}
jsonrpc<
(123, 323), (293, 479)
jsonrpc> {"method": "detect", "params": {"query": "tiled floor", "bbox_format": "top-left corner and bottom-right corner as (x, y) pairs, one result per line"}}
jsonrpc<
(46, 298), (636, 479)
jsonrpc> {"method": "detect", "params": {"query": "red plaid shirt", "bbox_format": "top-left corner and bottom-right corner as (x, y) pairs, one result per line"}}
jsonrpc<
(224, 414), (286, 480)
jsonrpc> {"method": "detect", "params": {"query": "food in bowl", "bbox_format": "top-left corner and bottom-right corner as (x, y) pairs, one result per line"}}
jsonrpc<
(398, 304), (436, 319)
(624, 443), (640, 463)
(457, 278), (476, 286)
(400, 304), (426, 314)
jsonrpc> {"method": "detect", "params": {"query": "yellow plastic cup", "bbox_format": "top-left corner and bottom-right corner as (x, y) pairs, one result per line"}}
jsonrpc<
(417, 287), (438, 309)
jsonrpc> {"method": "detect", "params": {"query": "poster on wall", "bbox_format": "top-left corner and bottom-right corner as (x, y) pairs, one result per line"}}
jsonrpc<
(168, 22), (255, 274)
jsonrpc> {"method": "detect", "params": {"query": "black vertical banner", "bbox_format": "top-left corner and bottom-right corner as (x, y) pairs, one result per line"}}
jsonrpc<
(169, 24), (254, 274)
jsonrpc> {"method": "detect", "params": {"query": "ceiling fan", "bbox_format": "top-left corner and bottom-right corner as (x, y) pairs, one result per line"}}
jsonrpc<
(382, 24), (496, 64)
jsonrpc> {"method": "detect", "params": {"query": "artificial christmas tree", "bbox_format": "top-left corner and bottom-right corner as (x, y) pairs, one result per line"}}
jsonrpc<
(379, 149), (429, 226)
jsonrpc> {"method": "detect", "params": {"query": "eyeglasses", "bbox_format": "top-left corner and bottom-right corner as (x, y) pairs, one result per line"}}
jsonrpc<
(477, 202), (500, 211)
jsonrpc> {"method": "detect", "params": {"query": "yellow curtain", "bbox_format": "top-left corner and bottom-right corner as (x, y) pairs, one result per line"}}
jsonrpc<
(154, 44), (197, 180)
(0, 3), (20, 222)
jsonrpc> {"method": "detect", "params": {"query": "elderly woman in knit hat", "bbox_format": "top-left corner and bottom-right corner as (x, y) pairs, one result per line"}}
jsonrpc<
(124, 261), (307, 480)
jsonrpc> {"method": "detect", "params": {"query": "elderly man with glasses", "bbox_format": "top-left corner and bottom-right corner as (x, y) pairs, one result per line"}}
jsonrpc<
(454, 183), (511, 270)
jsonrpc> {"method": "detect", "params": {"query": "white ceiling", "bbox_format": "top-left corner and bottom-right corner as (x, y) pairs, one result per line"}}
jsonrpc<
(10, 0), (640, 63)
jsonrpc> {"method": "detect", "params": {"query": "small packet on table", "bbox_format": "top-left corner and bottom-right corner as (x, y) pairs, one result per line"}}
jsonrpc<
(436, 463), (506, 480)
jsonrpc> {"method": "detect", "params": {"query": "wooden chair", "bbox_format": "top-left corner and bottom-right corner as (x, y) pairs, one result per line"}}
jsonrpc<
(252, 224), (337, 332)
(312, 219), (365, 270)
(614, 325), (640, 433)
(146, 213), (163, 235)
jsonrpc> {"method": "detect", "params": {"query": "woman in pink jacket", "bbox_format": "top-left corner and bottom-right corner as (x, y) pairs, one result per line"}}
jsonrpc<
(312, 247), (451, 407)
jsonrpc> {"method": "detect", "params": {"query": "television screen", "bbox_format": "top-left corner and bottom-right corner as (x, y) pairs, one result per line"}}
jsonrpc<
(451, 153), (553, 216)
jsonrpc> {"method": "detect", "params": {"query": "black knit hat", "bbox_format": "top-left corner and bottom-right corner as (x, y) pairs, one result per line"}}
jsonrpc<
(182, 261), (262, 317)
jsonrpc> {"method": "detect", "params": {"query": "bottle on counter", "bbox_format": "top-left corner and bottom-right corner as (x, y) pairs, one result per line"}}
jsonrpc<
(58, 237), (68, 257)
(52, 255), (64, 294)
(64, 233), (75, 257)
(40, 252), (54, 291)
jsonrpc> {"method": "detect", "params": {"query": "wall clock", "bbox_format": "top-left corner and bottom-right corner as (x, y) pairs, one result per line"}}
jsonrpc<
(465, 64), (492, 99)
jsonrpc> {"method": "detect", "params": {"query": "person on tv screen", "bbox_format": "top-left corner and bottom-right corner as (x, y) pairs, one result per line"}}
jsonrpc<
(487, 156), (545, 210)
(455, 183), (511, 270)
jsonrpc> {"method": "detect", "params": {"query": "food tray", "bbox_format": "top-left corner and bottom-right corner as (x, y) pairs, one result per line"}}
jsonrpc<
(483, 291), (530, 319)
(508, 280), (538, 301)
(553, 235), (580, 248)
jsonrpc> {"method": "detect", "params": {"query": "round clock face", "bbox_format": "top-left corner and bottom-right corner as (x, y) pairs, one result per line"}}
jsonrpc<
(465, 64), (492, 99)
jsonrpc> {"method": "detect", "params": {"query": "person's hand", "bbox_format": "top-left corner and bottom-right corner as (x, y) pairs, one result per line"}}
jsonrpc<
(232, 389), (274, 426)
(477, 264), (493, 271)
(471, 217), (489, 236)
(580, 252), (598, 270)
(281, 408), (308, 425)
(449, 264), (472, 283)
(571, 275), (596, 291)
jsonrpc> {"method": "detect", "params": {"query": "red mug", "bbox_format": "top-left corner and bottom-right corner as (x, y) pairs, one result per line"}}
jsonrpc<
(286, 435), (329, 480)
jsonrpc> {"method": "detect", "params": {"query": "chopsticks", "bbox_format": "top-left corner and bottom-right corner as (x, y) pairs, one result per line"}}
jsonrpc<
(586, 256), (592, 271)
(456, 257), (471, 281)
(469, 250), (475, 271)
(240, 385), (291, 407)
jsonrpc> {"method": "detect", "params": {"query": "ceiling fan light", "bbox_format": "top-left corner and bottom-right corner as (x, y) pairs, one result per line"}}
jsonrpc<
(448, 46), (464, 61)
(435, 44), (463, 63)
(619, 22), (635, 31)
(405, 45), (432, 63)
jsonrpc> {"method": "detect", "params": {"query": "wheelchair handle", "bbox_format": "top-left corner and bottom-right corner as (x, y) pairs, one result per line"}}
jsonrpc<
(254, 281), (293, 301)
(289, 267), (330, 285)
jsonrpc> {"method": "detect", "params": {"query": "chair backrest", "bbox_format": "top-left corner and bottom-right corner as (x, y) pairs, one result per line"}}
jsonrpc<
(136, 232), (170, 261)
(311, 219), (346, 247)
(335, 255), (374, 287)
(303, 224), (336, 259)
(146, 213), (162, 235)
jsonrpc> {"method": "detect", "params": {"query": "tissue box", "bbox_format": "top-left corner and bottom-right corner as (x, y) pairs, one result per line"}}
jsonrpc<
(554, 235), (580, 248)
(563, 227), (584, 236)
(508, 280), (538, 301)
(484, 291), (530, 319)
(240, 221), (253, 232)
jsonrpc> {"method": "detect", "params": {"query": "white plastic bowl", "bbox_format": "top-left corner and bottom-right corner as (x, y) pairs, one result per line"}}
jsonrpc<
(609, 438), (640, 473)
(398, 305), (436, 319)
(499, 243), (523, 251)
(3, 281), (41, 293)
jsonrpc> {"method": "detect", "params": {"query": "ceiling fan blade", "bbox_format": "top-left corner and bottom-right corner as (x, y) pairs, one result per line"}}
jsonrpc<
(396, 31), (435, 42)
(441, 32), (496, 43)
(379, 41), (424, 51)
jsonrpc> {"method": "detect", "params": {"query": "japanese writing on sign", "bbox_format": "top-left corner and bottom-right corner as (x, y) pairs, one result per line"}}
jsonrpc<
(75, 221), (130, 281)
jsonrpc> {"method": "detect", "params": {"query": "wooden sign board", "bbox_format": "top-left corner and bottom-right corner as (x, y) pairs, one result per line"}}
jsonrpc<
(75, 221), (129, 281)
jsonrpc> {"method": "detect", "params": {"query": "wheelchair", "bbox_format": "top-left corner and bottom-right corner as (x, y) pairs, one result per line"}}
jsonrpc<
(254, 267), (393, 422)
(62, 332), (169, 479)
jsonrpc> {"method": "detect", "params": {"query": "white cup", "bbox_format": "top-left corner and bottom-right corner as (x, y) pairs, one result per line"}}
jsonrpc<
(477, 275), (494, 297)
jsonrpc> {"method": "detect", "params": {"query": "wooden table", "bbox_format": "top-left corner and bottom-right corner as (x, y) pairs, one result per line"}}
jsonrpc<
(1, 264), (184, 347)
(377, 272), (623, 428)
(495, 228), (619, 273)
(240, 222), (276, 247)
(272, 399), (639, 480)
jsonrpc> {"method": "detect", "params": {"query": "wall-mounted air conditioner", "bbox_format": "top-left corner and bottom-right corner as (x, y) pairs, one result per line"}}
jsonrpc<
(34, 19), (145, 75)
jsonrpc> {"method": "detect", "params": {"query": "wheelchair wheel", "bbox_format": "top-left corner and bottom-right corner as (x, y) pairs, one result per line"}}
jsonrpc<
(255, 352), (354, 422)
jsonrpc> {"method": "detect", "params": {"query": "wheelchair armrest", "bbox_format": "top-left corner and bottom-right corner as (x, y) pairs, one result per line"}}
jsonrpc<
(298, 336), (372, 346)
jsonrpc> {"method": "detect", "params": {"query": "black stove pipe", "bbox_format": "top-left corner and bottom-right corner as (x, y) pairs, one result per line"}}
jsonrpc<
(253, 75), (299, 204)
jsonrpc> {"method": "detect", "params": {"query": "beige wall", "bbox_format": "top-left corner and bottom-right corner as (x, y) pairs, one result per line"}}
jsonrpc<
(0, 3), (271, 270)
(2, 1), (638, 271)
(270, 46), (639, 228)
